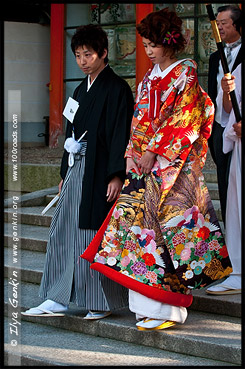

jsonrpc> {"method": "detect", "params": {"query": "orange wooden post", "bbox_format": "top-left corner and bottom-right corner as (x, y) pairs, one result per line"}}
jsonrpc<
(49, 4), (65, 148)
(135, 4), (154, 88)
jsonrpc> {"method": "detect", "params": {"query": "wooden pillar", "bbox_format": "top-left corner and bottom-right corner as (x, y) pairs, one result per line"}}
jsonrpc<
(49, 4), (65, 148)
(135, 4), (154, 88)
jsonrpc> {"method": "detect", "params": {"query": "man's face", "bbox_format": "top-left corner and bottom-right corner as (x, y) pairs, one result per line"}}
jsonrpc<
(75, 45), (107, 80)
(216, 10), (240, 43)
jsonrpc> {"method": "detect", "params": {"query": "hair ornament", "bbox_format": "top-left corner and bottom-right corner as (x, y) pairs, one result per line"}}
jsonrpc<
(163, 31), (180, 45)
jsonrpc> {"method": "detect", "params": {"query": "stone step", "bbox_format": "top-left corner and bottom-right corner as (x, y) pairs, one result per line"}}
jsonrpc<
(203, 169), (217, 183)
(4, 223), (48, 253)
(4, 281), (241, 365)
(4, 163), (60, 193)
(14, 185), (221, 210)
(4, 248), (44, 284)
(45, 194), (57, 206)
(4, 186), (58, 208)
(4, 152), (216, 193)
(4, 206), (54, 227)
(4, 248), (241, 318)
(4, 318), (235, 367)
(4, 192), (223, 231)
(207, 182), (219, 200)
(45, 183), (221, 203)
(212, 200), (224, 232)
(4, 202), (224, 255)
(189, 287), (241, 318)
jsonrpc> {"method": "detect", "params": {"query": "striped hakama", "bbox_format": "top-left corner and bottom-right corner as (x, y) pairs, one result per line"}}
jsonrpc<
(39, 142), (128, 311)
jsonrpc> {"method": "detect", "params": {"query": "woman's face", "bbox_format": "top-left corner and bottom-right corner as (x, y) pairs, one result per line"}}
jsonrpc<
(142, 37), (165, 64)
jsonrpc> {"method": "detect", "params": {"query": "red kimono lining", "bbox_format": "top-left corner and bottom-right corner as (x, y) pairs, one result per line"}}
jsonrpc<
(90, 262), (193, 308)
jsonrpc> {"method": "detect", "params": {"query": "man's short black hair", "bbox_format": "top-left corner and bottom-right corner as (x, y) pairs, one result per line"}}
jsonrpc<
(71, 24), (109, 63)
(217, 5), (242, 34)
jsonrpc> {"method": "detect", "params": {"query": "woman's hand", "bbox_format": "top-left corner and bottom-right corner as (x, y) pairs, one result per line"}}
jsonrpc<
(126, 157), (141, 176)
(138, 150), (156, 174)
(106, 176), (123, 202)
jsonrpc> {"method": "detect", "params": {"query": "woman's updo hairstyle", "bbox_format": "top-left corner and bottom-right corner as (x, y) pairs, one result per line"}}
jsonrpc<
(136, 8), (186, 57)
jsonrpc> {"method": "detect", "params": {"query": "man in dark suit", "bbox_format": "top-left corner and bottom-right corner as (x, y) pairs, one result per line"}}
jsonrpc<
(208, 4), (242, 225)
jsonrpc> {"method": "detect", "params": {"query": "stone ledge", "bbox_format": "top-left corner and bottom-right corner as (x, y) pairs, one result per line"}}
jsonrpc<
(4, 302), (241, 365)
(4, 163), (60, 192)
(4, 186), (58, 208)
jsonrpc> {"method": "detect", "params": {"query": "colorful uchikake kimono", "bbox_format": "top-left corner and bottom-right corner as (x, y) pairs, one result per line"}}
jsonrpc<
(81, 59), (232, 310)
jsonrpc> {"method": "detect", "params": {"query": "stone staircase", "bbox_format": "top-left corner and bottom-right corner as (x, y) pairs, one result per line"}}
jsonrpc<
(4, 166), (242, 366)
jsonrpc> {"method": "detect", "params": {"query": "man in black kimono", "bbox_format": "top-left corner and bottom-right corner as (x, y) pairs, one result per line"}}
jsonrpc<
(22, 24), (134, 319)
(208, 5), (242, 225)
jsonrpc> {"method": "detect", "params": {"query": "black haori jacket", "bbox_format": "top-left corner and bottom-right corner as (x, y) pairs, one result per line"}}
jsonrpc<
(60, 65), (134, 230)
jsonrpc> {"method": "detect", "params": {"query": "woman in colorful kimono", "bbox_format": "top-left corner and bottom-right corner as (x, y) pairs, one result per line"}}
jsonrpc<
(81, 8), (232, 330)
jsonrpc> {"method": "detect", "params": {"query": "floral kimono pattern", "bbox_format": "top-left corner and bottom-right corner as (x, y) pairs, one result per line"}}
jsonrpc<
(81, 59), (232, 308)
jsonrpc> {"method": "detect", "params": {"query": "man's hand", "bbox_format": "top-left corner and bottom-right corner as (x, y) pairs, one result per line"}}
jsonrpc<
(233, 121), (241, 138)
(221, 74), (236, 94)
(58, 179), (63, 193)
(221, 74), (236, 113)
(138, 150), (156, 174)
(106, 176), (123, 202)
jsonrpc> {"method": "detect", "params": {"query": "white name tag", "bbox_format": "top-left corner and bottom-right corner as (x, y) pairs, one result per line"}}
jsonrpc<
(63, 97), (79, 123)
